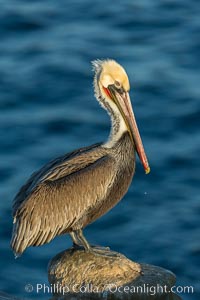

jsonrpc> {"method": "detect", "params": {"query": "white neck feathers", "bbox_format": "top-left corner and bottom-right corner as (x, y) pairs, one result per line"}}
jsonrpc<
(104, 100), (127, 148)
(93, 70), (128, 148)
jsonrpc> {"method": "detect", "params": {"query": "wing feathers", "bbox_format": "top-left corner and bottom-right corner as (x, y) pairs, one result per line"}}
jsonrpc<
(12, 143), (101, 216)
(11, 148), (116, 255)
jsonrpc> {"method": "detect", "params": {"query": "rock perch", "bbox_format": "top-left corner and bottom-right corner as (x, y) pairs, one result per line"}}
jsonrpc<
(48, 247), (178, 300)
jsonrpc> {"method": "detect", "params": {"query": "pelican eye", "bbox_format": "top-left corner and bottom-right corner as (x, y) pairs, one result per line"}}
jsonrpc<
(114, 80), (121, 88)
(114, 81), (124, 95)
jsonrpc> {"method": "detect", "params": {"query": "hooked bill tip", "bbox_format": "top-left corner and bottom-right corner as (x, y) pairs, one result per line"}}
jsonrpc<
(145, 167), (151, 174)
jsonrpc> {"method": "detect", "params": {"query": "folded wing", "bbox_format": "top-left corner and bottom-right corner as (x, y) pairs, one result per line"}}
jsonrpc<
(11, 144), (116, 255)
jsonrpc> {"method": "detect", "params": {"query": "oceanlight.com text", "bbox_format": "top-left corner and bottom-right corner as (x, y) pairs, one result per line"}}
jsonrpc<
(25, 282), (194, 296)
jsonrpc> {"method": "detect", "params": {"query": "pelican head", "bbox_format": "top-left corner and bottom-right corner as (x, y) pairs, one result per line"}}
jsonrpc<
(92, 59), (150, 174)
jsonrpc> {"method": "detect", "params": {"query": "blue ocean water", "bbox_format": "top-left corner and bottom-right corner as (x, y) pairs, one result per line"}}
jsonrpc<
(0, 1), (199, 299)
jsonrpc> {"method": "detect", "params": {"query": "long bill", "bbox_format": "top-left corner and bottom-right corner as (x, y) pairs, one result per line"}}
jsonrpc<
(108, 86), (150, 174)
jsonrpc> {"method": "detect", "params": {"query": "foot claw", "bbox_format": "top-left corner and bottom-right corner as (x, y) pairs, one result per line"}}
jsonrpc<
(71, 242), (119, 258)
(88, 246), (121, 258)
(91, 245), (110, 251)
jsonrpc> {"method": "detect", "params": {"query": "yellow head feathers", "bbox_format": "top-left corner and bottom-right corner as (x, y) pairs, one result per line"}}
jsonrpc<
(92, 59), (130, 92)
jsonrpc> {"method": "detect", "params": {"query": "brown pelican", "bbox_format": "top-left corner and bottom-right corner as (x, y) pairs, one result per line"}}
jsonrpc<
(11, 59), (150, 256)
